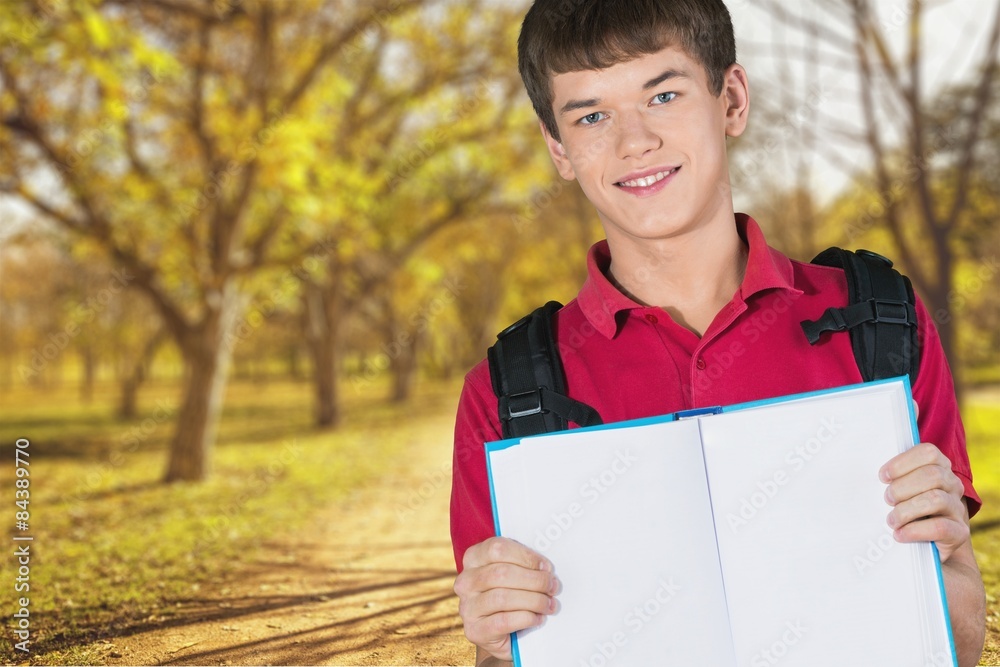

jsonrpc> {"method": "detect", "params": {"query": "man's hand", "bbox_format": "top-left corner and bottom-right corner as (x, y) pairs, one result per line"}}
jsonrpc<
(879, 442), (969, 562)
(454, 536), (558, 661)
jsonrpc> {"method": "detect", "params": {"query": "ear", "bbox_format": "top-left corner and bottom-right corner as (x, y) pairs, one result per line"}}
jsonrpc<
(721, 63), (750, 138)
(539, 120), (577, 181)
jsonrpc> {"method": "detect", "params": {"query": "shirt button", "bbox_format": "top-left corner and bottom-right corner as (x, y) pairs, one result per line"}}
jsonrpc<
(696, 358), (707, 370)
(645, 313), (658, 324)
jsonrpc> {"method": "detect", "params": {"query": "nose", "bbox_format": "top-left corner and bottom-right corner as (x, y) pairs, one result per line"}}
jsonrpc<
(615, 111), (661, 160)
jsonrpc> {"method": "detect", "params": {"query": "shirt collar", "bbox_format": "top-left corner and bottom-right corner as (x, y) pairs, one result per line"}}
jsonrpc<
(737, 213), (800, 301)
(577, 213), (802, 339)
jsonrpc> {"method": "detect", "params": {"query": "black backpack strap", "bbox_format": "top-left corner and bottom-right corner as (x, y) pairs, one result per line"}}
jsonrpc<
(800, 248), (920, 385)
(488, 301), (603, 438)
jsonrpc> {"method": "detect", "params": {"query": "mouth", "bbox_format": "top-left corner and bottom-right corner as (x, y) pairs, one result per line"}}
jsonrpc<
(615, 166), (680, 192)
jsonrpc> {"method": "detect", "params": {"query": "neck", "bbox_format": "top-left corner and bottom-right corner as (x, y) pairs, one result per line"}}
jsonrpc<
(606, 215), (748, 336)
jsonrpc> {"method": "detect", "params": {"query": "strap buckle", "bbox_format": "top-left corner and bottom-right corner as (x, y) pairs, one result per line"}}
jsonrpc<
(872, 299), (910, 325)
(504, 389), (544, 420)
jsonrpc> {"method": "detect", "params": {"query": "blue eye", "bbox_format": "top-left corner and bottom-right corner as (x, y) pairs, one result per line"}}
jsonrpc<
(653, 92), (677, 105)
(579, 112), (605, 125)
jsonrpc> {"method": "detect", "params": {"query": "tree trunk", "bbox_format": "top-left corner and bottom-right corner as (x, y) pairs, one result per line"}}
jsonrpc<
(936, 313), (961, 403)
(163, 289), (238, 482)
(303, 283), (341, 429)
(80, 344), (95, 404)
(287, 344), (302, 379)
(119, 330), (165, 420)
(929, 247), (963, 405)
(312, 334), (339, 427)
(120, 375), (140, 420)
(390, 324), (420, 403)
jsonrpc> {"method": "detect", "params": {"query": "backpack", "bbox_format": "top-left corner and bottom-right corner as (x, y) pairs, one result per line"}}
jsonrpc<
(487, 247), (920, 438)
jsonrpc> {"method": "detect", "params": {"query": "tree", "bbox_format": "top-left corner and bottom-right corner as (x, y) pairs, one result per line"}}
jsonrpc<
(753, 0), (1000, 395)
(0, 0), (428, 480)
(293, 0), (537, 425)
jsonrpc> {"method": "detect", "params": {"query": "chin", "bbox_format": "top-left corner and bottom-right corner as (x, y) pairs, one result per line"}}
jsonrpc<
(615, 212), (693, 240)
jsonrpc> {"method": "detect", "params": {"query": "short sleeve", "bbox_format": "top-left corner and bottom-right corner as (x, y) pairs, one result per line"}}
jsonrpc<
(450, 359), (503, 571)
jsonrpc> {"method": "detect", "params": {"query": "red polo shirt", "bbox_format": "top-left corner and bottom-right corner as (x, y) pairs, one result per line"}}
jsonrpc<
(450, 214), (980, 570)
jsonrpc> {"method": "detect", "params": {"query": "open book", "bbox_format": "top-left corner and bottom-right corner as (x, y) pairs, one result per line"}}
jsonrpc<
(486, 378), (956, 667)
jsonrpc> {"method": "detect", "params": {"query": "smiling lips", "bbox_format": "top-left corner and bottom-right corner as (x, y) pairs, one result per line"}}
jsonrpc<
(615, 166), (680, 194)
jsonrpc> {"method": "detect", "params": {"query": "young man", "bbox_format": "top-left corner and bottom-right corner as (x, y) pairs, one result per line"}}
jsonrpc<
(450, 1), (986, 665)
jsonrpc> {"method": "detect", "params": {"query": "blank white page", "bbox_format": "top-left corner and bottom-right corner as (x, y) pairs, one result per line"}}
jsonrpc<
(488, 418), (737, 666)
(699, 383), (953, 667)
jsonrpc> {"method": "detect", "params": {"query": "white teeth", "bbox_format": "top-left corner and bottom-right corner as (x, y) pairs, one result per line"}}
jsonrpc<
(619, 167), (678, 188)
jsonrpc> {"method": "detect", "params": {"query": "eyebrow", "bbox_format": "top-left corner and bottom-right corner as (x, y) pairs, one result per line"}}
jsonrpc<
(642, 68), (689, 91)
(559, 97), (601, 115)
(557, 68), (691, 116)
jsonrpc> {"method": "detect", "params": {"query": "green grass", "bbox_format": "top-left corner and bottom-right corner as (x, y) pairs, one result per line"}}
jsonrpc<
(967, 366), (1000, 388)
(0, 376), (463, 665)
(966, 395), (1000, 666)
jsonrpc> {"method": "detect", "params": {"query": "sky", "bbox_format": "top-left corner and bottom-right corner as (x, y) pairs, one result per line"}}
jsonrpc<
(725, 0), (999, 208)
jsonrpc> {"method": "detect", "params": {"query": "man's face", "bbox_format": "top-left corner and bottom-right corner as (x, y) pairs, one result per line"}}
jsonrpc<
(542, 45), (749, 244)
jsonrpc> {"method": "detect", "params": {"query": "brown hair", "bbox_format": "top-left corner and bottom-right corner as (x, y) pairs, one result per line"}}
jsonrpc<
(518, 0), (737, 141)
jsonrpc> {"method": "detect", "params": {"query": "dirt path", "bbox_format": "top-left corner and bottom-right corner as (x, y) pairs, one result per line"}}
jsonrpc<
(96, 412), (475, 666)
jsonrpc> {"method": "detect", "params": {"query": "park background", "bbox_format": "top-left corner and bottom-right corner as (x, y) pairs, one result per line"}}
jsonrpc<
(0, 0), (998, 664)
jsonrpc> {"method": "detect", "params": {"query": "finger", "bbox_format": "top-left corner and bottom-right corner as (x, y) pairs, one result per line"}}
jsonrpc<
(912, 400), (919, 420)
(884, 462), (964, 507)
(463, 536), (553, 572)
(887, 488), (963, 531)
(879, 443), (950, 483)
(891, 516), (970, 561)
(474, 587), (557, 620)
(460, 560), (558, 599)
(465, 609), (548, 656)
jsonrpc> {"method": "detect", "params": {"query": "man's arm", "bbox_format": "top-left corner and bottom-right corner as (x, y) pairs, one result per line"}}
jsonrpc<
(475, 646), (512, 667)
(881, 444), (986, 667)
(942, 532), (987, 667)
